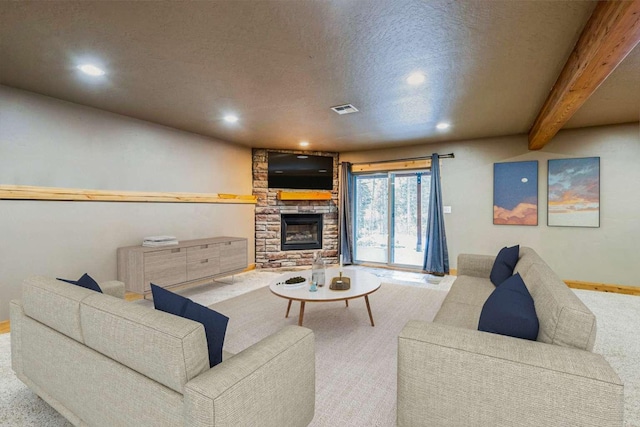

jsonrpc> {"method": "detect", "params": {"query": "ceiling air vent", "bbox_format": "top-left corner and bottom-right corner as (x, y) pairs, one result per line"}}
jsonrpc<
(331, 104), (359, 115)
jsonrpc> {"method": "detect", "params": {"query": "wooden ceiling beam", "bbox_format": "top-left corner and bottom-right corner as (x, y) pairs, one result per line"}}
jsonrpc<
(528, 0), (640, 150)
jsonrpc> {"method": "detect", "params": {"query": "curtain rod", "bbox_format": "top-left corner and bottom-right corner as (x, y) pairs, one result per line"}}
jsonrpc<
(340, 153), (454, 166)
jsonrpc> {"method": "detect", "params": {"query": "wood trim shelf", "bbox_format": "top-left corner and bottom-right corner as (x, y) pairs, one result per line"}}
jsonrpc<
(565, 280), (640, 296)
(0, 185), (257, 204)
(277, 191), (332, 201)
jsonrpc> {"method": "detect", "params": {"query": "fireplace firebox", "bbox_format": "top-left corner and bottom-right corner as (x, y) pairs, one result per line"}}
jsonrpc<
(281, 214), (323, 251)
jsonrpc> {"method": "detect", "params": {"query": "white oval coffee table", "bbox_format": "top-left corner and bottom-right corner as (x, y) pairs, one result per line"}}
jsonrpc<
(269, 267), (381, 327)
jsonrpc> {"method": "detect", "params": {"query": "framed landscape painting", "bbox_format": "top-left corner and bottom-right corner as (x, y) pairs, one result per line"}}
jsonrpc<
(493, 161), (538, 225)
(547, 157), (600, 227)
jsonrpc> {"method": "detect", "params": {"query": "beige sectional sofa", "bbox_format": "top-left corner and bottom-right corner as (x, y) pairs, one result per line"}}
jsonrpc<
(398, 247), (624, 427)
(11, 276), (315, 427)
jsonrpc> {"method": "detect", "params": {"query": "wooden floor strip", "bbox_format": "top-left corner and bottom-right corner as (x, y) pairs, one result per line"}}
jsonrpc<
(0, 320), (10, 335)
(125, 292), (144, 301)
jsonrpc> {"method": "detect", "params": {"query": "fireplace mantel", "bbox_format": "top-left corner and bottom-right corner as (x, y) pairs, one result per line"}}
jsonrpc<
(277, 191), (332, 201)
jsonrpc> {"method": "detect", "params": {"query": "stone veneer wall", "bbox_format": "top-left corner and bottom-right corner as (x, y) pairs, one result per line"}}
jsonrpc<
(253, 148), (339, 268)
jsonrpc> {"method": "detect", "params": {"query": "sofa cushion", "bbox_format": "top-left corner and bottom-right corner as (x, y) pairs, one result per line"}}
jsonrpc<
(490, 245), (519, 286)
(478, 273), (539, 341)
(513, 246), (545, 277)
(80, 292), (210, 394)
(152, 284), (229, 368)
(433, 301), (484, 330)
(57, 273), (103, 293)
(441, 275), (495, 306)
(97, 280), (125, 299)
(520, 263), (596, 350)
(22, 275), (95, 343)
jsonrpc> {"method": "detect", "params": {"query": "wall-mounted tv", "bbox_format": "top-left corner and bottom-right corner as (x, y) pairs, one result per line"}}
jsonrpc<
(268, 152), (334, 190)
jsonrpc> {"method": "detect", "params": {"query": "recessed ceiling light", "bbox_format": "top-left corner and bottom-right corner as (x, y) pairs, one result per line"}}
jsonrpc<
(297, 155), (309, 159)
(436, 122), (450, 130)
(224, 115), (239, 123)
(77, 64), (105, 76)
(299, 141), (310, 147)
(406, 72), (425, 85)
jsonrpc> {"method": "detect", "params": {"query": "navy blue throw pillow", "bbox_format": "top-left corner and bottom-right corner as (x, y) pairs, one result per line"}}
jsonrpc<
(151, 284), (229, 368)
(489, 245), (520, 286)
(57, 273), (103, 293)
(478, 273), (539, 341)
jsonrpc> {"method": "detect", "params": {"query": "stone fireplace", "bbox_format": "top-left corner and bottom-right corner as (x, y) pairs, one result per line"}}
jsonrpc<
(252, 149), (339, 268)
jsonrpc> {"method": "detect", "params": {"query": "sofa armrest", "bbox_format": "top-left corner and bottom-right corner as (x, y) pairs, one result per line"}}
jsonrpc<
(184, 325), (315, 427)
(9, 300), (24, 380)
(398, 320), (623, 427)
(99, 280), (125, 299)
(457, 253), (495, 278)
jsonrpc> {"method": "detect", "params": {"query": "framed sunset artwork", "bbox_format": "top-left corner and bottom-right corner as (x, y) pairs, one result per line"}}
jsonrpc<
(493, 161), (538, 225)
(547, 157), (600, 227)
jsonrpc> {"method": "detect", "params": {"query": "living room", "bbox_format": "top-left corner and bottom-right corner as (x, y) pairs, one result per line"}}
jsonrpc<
(1, 1), (639, 426)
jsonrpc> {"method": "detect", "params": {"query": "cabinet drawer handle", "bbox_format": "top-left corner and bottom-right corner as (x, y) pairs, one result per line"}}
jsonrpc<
(171, 248), (181, 253)
(201, 245), (208, 249)
(200, 259), (208, 264)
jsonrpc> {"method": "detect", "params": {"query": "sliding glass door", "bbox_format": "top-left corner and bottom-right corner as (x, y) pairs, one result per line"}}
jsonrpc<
(391, 172), (431, 266)
(354, 170), (431, 267)
(354, 174), (389, 263)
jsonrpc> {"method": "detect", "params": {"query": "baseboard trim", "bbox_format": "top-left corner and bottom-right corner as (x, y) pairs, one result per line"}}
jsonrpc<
(124, 292), (144, 301)
(355, 263), (458, 277)
(0, 320), (10, 335)
(565, 280), (640, 296)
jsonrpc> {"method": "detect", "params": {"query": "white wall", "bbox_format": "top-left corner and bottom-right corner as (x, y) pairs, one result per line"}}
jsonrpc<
(0, 86), (254, 320)
(341, 123), (640, 287)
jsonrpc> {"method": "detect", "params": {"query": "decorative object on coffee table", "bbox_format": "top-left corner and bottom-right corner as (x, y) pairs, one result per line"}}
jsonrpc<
(311, 251), (326, 286)
(284, 276), (306, 285)
(330, 255), (351, 290)
(330, 272), (351, 290)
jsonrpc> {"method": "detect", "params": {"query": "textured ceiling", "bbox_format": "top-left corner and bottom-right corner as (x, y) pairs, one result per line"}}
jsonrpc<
(1, 1), (638, 152)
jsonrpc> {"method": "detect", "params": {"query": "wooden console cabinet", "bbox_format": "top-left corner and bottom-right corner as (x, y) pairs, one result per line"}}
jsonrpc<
(117, 237), (248, 294)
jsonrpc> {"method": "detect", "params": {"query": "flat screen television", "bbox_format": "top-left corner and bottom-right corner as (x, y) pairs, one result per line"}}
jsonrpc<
(268, 152), (334, 190)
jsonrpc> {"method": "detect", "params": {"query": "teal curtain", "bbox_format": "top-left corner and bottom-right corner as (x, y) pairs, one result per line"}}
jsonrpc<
(423, 153), (449, 275)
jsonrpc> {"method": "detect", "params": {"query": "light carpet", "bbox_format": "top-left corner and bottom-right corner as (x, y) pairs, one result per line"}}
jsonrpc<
(1, 270), (638, 426)
(210, 283), (449, 426)
(573, 289), (640, 427)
